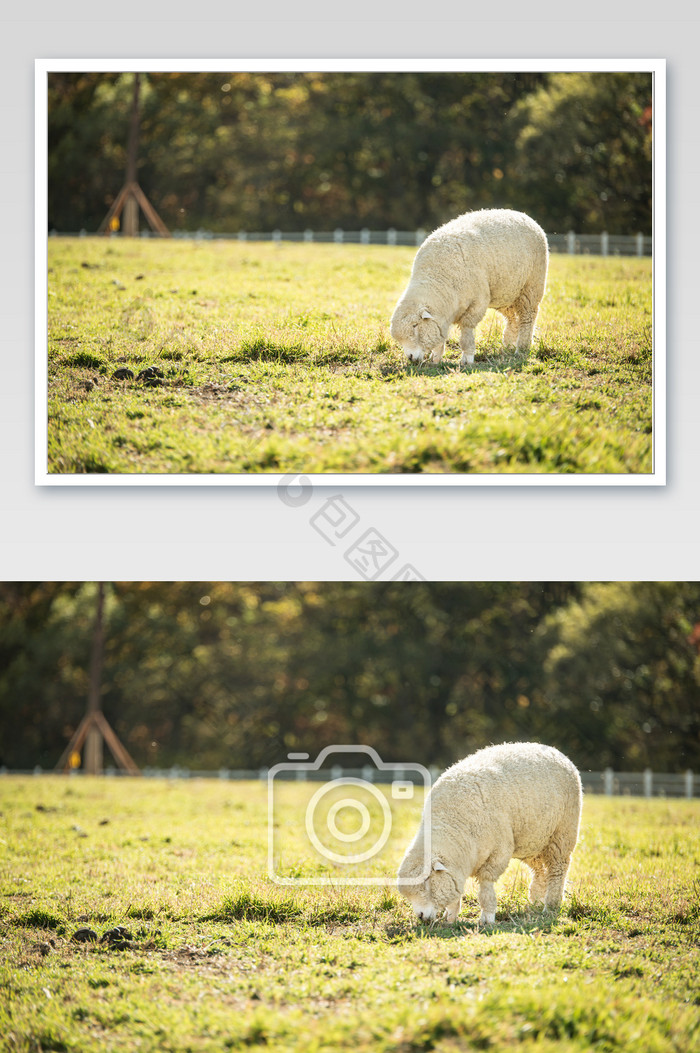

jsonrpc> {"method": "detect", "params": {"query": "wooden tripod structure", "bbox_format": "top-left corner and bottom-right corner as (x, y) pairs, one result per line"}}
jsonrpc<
(97, 73), (169, 237)
(55, 583), (140, 775)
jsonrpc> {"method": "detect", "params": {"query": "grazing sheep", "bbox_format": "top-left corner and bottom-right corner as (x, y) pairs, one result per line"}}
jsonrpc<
(397, 742), (581, 926)
(390, 209), (548, 366)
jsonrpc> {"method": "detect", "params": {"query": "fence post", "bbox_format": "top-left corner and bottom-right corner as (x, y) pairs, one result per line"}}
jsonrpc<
(636, 232), (644, 257)
(387, 228), (397, 246)
(237, 231), (247, 241)
(604, 767), (614, 795)
(331, 764), (343, 782)
(601, 231), (609, 256)
(567, 231), (576, 255)
(643, 768), (653, 798)
(686, 770), (694, 799)
(360, 228), (370, 245)
(272, 229), (282, 244)
(416, 229), (426, 246)
(334, 228), (344, 244)
(362, 764), (374, 783)
(303, 229), (313, 243)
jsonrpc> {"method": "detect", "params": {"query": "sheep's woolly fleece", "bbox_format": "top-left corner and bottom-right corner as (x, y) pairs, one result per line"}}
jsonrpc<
(390, 208), (549, 365)
(397, 741), (582, 925)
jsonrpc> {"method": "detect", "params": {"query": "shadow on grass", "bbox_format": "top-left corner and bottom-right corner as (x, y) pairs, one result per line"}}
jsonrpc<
(403, 346), (532, 377)
(388, 909), (563, 941)
(203, 889), (567, 940)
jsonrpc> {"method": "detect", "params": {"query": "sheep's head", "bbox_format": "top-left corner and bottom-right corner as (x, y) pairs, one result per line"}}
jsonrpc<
(390, 307), (444, 364)
(397, 859), (462, 924)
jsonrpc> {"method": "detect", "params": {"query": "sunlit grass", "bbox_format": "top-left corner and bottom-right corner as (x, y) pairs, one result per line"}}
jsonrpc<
(46, 239), (654, 474)
(1, 776), (698, 1052)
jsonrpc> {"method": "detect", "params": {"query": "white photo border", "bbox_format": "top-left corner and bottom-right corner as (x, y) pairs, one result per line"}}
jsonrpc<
(35, 57), (666, 487)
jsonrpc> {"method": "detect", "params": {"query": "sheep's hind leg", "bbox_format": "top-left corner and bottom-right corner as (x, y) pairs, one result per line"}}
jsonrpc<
(510, 291), (541, 351)
(525, 857), (548, 906)
(543, 856), (572, 912)
(502, 308), (520, 349)
(515, 309), (538, 351)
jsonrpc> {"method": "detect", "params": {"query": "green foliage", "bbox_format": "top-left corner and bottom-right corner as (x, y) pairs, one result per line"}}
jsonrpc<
(512, 72), (653, 233)
(539, 582), (700, 766)
(46, 239), (653, 476)
(1, 582), (698, 773)
(47, 71), (652, 235)
(1, 780), (698, 1053)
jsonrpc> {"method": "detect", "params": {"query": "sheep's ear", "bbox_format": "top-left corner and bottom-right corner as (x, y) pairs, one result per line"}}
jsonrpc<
(432, 860), (446, 872)
(421, 309), (434, 321)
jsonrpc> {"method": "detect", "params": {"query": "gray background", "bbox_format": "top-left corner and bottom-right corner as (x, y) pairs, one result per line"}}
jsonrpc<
(3, 3), (697, 582)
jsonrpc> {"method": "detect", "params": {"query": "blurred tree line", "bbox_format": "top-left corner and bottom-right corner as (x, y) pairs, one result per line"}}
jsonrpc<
(47, 71), (652, 235)
(1, 582), (697, 773)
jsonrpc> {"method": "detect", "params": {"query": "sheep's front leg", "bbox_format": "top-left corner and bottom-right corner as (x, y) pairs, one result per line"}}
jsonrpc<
(459, 328), (476, 366)
(457, 294), (489, 366)
(477, 879), (497, 925)
(430, 342), (446, 364)
(475, 845), (511, 924)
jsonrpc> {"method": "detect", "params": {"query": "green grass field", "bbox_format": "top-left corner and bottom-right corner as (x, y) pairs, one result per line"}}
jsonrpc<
(46, 238), (653, 475)
(1, 777), (697, 1051)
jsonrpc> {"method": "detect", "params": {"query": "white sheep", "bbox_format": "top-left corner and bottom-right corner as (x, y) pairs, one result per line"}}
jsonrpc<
(390, 209), (548, 366)
(397, 742), (581, 926)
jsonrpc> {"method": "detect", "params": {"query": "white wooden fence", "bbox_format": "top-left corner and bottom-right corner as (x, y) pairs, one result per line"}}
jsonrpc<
(177, 228), (653, 257)
(584, 769), (696, 799)
(7, 765), (695, 797)
(56, 227), (653, 257)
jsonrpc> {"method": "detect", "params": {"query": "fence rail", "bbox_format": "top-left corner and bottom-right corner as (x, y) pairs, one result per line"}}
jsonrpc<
(51, 227), (653, 257)
(3, 766), (696, 797)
